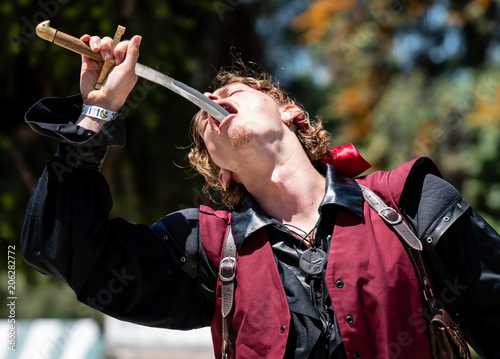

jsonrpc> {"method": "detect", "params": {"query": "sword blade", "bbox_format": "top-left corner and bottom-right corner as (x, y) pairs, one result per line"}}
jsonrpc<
(135, 63), (229, 122)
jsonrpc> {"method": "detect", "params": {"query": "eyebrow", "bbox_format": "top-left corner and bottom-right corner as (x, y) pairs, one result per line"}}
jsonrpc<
(218, 87), (230, 98)
(215, 85), (236, 98)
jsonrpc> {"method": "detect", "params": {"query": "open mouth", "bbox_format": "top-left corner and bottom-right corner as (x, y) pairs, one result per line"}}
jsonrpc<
(209, 101), (238, 133)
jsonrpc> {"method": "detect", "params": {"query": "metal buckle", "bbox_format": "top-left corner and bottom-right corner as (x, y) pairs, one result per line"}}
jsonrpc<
(219, 257), (236, 282)
(379, 207), (402, 225)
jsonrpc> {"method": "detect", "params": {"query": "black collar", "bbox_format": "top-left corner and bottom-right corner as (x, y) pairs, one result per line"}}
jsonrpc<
(231, 164), (364, 249)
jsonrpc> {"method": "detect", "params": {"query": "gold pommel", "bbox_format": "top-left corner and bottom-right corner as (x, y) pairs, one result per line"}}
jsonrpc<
(36, 20), (57, 42)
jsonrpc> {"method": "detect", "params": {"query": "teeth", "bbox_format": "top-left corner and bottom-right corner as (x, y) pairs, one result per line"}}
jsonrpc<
(222, 104), (236, 114)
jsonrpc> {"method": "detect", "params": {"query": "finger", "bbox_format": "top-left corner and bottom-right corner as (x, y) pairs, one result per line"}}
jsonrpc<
(89, 36), (102, 52)
(100, 36), (114, 61)
(80, 35), (101, 68)
(120, 35), (142, 68)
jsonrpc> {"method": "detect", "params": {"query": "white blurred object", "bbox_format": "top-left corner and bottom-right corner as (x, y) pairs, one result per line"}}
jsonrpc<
(0, 319), (103, 359)
(104, 316), (213, 359)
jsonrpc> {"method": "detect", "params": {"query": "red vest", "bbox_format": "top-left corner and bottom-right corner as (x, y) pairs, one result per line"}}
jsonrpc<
(200, 159), (433, 359)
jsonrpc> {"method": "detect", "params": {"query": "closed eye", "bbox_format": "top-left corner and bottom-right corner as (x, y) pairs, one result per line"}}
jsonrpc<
(228, 90), (243, 97)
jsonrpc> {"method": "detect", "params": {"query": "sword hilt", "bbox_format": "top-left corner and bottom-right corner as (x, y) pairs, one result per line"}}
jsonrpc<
(36, 20), (104, 61)
(95, 25), (126, 90)
(36, 21), (126, 89)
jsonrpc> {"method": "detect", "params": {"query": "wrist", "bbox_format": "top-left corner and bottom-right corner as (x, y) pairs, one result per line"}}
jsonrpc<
(81, 94), (124, 113)
(76, 115), (106, 132)
(81, 104), (120, 121)
(76, 104), (121, 131)
(83, 102), (122, 113)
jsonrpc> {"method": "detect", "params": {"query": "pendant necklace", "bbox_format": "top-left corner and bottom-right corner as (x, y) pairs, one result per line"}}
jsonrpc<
(300, 246), (326, 276)
(285, 222), (326, 277)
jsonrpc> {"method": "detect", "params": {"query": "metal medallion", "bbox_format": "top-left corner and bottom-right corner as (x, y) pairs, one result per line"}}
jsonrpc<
(299, 248), (326, 276)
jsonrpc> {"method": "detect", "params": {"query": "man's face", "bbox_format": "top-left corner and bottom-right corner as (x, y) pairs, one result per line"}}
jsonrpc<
(198, 83), (284, 171)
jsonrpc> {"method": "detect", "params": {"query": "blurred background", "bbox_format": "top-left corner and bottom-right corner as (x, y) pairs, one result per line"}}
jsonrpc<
(1, 0), (499, 357)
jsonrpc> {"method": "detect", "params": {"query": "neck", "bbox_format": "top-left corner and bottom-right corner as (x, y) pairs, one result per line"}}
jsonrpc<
(239, 148), (326, 232)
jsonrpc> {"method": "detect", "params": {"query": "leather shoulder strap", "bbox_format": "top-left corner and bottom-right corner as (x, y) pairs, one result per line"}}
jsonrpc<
(220, 226), (236, 359)
(359, 184), (438, 314)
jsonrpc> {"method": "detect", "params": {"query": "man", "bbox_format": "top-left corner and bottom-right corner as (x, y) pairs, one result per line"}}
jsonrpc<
(22, 34), (499, 358)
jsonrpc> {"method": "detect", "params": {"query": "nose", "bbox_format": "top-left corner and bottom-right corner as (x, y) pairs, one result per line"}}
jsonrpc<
(204, 92), (221, 101)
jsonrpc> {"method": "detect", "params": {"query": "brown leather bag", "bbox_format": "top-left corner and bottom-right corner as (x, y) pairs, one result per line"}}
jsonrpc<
(430, 309), (471, 358)
(360, 185), (471, 359)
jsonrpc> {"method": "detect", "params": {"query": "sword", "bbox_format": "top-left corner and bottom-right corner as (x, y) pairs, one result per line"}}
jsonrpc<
(35, 21), (230, 122)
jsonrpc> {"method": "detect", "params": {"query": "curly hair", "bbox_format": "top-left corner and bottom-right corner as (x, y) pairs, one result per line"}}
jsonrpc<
(188, 65), (333, 210)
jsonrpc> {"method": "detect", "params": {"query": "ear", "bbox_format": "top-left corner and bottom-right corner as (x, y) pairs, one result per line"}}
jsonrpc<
(279, 105), (303, 127)
(219, 168), (232, 191)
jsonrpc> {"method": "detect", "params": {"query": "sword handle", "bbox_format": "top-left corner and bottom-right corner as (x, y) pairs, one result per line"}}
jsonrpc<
(36, 20), (104, 62)
(94, 25), (126, 90)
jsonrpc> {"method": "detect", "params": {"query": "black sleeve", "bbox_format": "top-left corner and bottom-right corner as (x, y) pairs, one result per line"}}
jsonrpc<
(24, 94), (126, 147)
(431, 206), (500, 359)
(21, 96), (217, 329)
(401, 167), (500, 359)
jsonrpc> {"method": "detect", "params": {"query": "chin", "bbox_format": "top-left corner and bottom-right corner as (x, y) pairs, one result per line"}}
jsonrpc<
(229, 125), (253, 150)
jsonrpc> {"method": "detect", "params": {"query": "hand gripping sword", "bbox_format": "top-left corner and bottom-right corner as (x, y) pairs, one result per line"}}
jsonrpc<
(35, 21), (230, 122)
